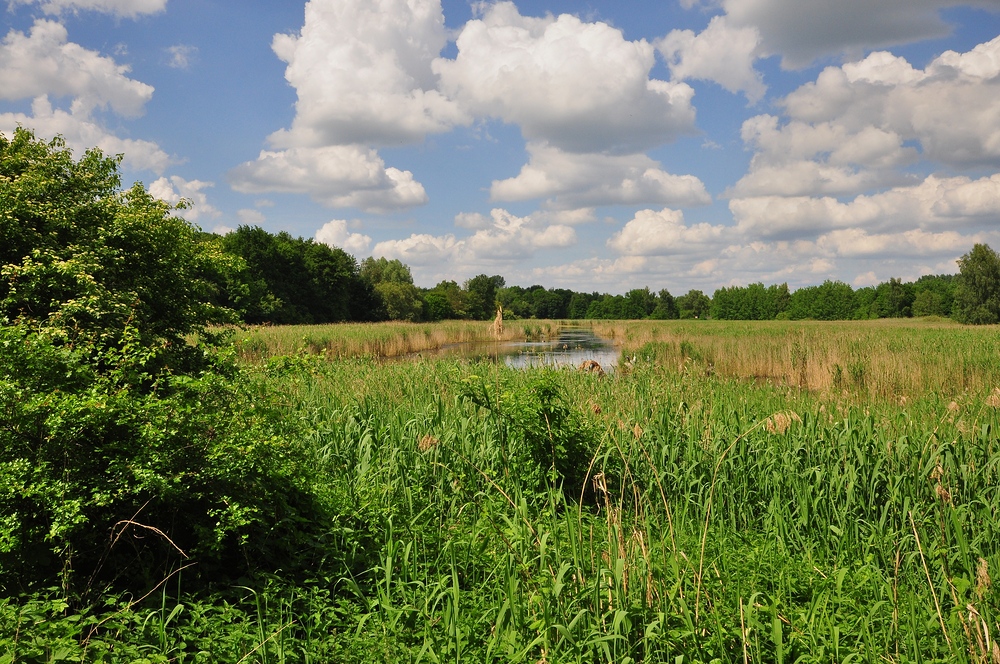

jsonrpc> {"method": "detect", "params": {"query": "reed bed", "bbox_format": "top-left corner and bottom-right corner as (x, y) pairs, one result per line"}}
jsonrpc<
(238, 330), (1000, 662)
(231, 319), (560, 362)
(56, 319), (996, 661)
(593, 318), (1000, 401)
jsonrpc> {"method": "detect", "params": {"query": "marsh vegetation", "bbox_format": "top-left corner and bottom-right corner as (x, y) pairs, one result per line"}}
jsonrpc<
(6, 317), (1000, 663)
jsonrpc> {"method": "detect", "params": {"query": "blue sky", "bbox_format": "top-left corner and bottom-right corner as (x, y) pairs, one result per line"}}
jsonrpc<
(3, 0), (1000, 293)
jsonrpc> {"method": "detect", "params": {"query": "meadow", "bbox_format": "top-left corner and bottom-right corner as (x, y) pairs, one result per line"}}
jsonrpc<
(4, 318), (1000, 663)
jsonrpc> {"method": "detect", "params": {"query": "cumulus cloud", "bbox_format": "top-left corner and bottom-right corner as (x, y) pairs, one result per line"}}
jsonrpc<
(658, 15), (766, 102)
(0, 19), (153, 116)
(607, 208), (731, 256)
(434, 1), (696, 154)
(269, 0), (464, 148)
(732, 36), (1000, 200)
(148, 175), (221, 223)
(315, 219), (373, 256)
(776, 40), (1000, 169)
(731, 173), (1000, 240)
(228, 145), (427, 213)
(814, 227), (973, 258)
(373, 232), (460, 267)
(9, 0), (167, 18)
(0, 96), (173, 172)
(373, 208), (576, 278)
(234, 0), (468, 212)
(491, 143), (711, 209)
(720, 0), (995, 69)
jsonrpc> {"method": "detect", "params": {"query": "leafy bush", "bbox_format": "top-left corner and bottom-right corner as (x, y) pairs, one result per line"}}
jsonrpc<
(0, 325), (333, 596)
(459, 371), (599, 501)
(0, 130), (336, 598)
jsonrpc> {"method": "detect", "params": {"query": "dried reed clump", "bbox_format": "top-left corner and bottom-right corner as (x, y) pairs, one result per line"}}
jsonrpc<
(491, 305), (504, 340)
(976, 557), (991, 599)
(632, 423), (643, 440)
(948, 400), (961, 413)
(418, 434), (439, 452)
(987, 388), (1000, 408)
(765, 411), (801, 435)
(930, 463), (953, 505)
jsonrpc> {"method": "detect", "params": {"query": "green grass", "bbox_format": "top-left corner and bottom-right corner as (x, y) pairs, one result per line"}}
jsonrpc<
(4, 320), (1000, 662)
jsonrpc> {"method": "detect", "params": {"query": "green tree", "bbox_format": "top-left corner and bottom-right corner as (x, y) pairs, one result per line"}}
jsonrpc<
(0, 130), (331, 595)
(427, 280), (468, 319)
(650, 289), (679, 319)
(0, 128), (234, 357)
(787, 281), (855, 320)
(872, 278), (914, 318)
(360, 256), (414, 285)
(465, 274), (505, 320)
(677, 290), (711, 319)
(568, 292), (597, 319)
(912, 274), (955, 317)
(375, 281), (424, 321)
(954, 243), (1000, 324)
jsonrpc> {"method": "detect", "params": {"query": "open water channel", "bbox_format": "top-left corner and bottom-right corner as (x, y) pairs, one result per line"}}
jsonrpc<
(419, 325), (620, 372)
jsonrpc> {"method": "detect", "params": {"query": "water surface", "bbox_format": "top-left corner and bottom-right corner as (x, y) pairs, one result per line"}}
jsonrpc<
(423, 326), (619, 371)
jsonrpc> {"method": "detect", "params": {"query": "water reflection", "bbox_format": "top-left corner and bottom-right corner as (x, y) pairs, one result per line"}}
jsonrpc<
(424, 326), (619, 371)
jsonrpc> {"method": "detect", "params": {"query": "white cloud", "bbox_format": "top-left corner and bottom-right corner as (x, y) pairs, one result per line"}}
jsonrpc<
(373, 232), (460, 267)
(658, 15), (766, 102)
(9, 0), (167, 18)
(463, 208), (576, 260)
(315, 219), (373, 256)
(454, 211), (489, 229)
(607, 208), (731, 256)
(228, 145), (427, 213)
(268, 0), (465, 148)
(166, 44), (197, 70)
(731, 173), (1000, 240)
(373, 208), (576, 279)
(0, 96), (173, 172)
(733, 36), (1000, 200)
(434, 1), (696, 154)
(0, 19), (153, 116)
(236, 209), (266, 225)
(720, 0), (995, 69)
(491, 143), (711, 209)
(235, 0), (464, 212)
(814, 227), (973, 258)
(148, 175), (220, 223)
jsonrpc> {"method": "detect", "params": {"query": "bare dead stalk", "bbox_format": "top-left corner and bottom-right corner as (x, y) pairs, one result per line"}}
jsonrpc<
(910, 510), (952, 649)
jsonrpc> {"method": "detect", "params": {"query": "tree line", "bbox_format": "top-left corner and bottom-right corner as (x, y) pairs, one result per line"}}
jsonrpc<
(208, 225), (1000, 325)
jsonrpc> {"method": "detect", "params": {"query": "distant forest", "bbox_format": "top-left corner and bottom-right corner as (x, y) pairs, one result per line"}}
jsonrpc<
(206, 226), (967, 324)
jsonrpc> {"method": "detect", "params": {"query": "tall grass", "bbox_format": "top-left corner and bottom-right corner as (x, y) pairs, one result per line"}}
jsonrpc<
(255, 344), (1000, 662)
(7, 319), (999, 661)
(231, 319), (560, 362)
(594, 318), (1000, 400)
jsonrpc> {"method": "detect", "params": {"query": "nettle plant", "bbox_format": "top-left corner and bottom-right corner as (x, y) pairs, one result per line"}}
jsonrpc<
(0, 129), (328, 598)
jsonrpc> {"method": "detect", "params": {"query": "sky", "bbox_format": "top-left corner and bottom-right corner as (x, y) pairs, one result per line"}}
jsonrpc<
(3, 0), (1000, 294)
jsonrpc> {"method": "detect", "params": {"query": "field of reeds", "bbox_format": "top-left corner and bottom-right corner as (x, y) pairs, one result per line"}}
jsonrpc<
(6, 318), (999, 662)
(230, 319), (559, 361)
(592, 317), (1000, 400)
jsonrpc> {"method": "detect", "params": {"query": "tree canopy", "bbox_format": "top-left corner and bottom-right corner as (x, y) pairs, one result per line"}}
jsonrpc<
(953, 243), (1000, 324)
(0, 128), (234, 357)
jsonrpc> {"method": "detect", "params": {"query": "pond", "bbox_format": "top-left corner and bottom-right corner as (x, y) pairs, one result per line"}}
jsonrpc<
(419, 325), (620, 372)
